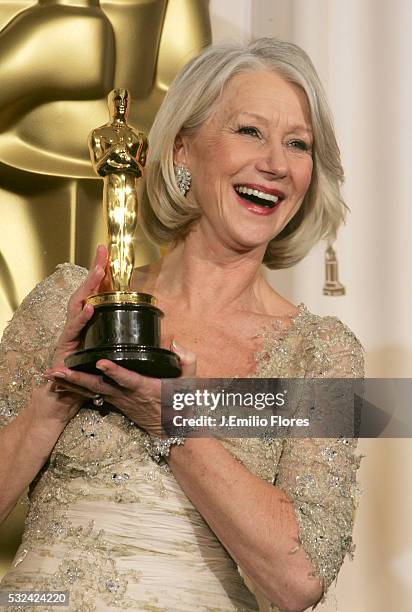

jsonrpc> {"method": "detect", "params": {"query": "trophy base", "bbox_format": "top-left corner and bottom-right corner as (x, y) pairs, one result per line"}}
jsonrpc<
(65, 345), (181, 378)
(64, 290), (182, 378)
(323, 283), (346, 296)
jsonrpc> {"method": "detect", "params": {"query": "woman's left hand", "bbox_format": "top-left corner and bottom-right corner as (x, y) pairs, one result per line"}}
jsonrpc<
(44, 341), (196, 437)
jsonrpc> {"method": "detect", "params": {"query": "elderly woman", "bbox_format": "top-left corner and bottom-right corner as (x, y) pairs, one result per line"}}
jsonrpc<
(0, 38), (364, 612)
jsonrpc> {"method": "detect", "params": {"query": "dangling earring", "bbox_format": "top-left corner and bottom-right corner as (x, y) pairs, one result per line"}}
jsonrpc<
(174, 164), (192, 196)
(323, 240), (346, 296)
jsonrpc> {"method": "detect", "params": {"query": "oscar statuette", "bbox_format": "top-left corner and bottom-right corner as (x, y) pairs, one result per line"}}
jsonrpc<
(65, 89), (181, 377)
(323, 242), (346, 296)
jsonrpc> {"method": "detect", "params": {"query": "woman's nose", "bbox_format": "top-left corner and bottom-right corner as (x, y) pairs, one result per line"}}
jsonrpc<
(256, 142), (288, 179)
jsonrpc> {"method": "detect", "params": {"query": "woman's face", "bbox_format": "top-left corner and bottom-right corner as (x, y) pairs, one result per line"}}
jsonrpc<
(174, 69), (314, 254)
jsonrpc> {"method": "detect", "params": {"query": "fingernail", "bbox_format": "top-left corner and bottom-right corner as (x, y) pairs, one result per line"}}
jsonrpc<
(52, 371), (67, 379)
(172, 340), (195, 359)
(51, 385), (66, 393)
(96, 363), (107, 372)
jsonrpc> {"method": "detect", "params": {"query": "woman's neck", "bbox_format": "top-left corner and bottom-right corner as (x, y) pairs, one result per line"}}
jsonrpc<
(141, 227), (274, 317)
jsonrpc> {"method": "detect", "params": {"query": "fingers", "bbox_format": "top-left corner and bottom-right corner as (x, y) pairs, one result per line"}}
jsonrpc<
(99, 255), (113, 293)
(67, 245), (108, 317)
(55, 246), (110, 358)
(93, 244), (109, 272)
(49, 380), (90, 397)
(60, 302), (94, 344)
(95, 360), (145, 390)
(171, 340), (197, 377)
(83, 244), (108, 297)
(44, 367), (118, 397)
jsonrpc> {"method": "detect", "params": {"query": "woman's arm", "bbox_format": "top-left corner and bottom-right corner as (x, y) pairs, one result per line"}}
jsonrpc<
(0, 387), (68, 523)
(166, 319), (365, 612)
(0, 249), (107, 523)
(166, 436), (323, 612)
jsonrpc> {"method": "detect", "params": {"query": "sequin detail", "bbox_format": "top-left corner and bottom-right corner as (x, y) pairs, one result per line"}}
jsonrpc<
(0, 264), (365, 612)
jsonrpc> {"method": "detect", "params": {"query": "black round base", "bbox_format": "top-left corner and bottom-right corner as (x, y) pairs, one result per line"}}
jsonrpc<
(65, 345), (182, 378)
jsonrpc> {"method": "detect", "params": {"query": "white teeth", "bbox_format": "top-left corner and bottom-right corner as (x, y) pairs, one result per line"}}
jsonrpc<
(235, 185), (279, 203)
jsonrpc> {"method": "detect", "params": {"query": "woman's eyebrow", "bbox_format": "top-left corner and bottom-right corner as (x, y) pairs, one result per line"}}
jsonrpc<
(233, 111), (270, 124)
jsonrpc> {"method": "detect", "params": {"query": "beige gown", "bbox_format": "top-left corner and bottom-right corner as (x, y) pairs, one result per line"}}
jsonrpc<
(0, 264), (365, 612)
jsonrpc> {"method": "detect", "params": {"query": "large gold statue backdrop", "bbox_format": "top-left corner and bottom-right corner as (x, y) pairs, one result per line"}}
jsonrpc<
(0, 0), (211, 577)
(0, 0), (211, 329)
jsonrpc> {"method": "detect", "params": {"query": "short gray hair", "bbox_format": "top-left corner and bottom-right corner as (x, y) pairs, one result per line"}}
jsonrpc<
(139, 38), (347, 269)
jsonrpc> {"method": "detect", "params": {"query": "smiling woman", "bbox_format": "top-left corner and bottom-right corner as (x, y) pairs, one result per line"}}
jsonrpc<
(0, 38), (364, 612)
(171, 70), (313, 253)
(141, 38), (346, 271)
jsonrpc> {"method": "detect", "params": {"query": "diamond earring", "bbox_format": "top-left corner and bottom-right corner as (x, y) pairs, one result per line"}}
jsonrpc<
(174, 165), (192, 196)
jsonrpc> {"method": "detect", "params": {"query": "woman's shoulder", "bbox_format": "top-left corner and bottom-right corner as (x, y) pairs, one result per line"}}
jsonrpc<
(293, 304), (365, 377)
(295, 303), (363, 344)
(2, 263), (87, 346)
(254, 303), (364, 378)
(23, 263), (87, 303)
(18, 263), (87, 315)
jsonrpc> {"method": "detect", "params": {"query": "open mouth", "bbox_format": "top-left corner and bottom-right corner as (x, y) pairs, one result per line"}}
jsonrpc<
(234, 185), (282, 208)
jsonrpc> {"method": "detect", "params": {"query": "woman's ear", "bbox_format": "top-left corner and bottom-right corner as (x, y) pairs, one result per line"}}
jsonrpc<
(173, 133), (188, 166)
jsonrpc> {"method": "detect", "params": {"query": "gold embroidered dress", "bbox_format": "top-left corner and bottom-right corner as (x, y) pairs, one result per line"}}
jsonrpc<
(0, 264), (365, 612)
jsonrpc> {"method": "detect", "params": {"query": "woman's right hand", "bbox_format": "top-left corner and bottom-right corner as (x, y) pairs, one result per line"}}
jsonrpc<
(52, 245), (109, 368)
(38, 245), (109, 427)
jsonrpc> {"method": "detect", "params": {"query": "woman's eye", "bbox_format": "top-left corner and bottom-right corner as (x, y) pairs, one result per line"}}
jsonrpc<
(289, 139), (311, 152)
(237, 126), (261, 138)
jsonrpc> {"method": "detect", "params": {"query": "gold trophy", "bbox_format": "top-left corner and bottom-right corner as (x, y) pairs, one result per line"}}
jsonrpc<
(65, 89), (181, 377)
